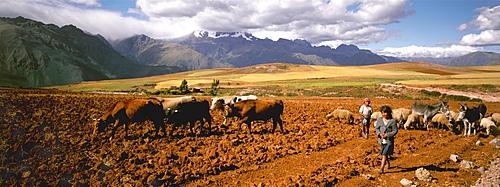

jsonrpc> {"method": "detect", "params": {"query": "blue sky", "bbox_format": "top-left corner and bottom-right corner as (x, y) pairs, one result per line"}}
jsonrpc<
(1, 0), (499, 58)
(368, 0), (500, 57)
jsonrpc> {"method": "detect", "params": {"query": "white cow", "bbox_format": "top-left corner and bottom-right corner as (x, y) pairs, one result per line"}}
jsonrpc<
(151, 96), (196, 115)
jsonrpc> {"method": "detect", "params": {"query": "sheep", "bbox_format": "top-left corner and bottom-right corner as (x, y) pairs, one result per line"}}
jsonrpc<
(490, 113), (500, 125)
(371, 111), (382, 127)
(326, 108), (354, 124)
(370, 109), (411, 128)
(393, 108), (411, 128)
(480, 117), (497, 135)
(404, 113), (421, 130)
(447, 111), (464, 132)
(431, 113), (454, 130)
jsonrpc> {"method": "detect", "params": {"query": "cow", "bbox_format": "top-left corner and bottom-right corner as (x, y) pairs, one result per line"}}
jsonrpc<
(210, 95), (258, 110)
(411, 100), (449, 130)
(93, 99), (166, 140)
(210, 95), (258, 124)
(224, 99), (284, 133)
(166, 100), (212, 137)
(458, 103), (487, 137)
(151, 96), (196, 115)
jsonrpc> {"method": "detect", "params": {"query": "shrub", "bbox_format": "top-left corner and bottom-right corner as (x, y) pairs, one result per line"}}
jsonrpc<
(209, 79), (220, 96)
(444, 95), (482, 102)
(419, 89), (441, 97)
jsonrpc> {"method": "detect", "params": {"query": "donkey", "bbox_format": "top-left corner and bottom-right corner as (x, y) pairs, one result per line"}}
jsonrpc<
(411, 100), (449, 130)
(457, 103), (487, 137)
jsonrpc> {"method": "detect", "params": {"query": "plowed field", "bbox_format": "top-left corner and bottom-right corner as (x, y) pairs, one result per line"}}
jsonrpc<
(1, 87), (499, 186)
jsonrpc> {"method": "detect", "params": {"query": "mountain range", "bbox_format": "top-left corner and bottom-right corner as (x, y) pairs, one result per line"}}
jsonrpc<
(1, 17), (499, 87)
(169, 30), (389, 67)
(113, 34), (234, 71)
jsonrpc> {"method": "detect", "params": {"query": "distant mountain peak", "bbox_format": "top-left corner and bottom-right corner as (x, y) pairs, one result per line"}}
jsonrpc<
(336, 44), (360, 50)
(335, 44), (372, 56)
(192, 30), (256, 41)
(292, 39), (312, 47)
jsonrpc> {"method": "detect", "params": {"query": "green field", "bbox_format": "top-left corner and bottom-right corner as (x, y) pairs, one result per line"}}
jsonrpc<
(47, 62), (500, 95)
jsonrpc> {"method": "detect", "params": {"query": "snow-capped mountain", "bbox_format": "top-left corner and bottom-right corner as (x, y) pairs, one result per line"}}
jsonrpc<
(192, 30), (257, 41)
(170, 31), (392, 67)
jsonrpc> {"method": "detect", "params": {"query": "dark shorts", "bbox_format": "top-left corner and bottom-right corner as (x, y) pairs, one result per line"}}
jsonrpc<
(380, 144), (394, 155)
(361, 117), (370, 131)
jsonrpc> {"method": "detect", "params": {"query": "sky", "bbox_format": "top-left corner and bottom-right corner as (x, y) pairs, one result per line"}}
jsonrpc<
(1, 0), (500, 58)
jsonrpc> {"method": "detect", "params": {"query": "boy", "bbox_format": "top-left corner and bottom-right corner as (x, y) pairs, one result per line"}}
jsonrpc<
(359, 98), (373, 139)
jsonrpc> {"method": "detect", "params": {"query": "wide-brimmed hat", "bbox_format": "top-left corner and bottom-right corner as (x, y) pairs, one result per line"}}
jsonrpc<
(363, 98), (370, 102)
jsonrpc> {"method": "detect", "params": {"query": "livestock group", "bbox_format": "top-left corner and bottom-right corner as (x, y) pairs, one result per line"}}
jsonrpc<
(367, 101), (497, 137)
(93, 95), (286, 138)
(93, 96), (499, 139)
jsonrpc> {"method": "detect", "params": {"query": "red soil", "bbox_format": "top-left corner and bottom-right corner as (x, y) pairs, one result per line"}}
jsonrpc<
(1, 87), (499, 186)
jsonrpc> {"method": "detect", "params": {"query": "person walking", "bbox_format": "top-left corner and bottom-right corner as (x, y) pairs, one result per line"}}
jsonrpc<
(359, 98), (373, 139)
(375, 105), (398, 174)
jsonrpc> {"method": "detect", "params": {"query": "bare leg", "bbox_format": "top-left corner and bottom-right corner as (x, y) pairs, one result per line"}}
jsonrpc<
(380, 155), (388, 173)
(386, 155), (391, 169)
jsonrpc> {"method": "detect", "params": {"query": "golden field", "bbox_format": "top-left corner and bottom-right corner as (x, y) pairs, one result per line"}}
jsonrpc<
(47, 62), (500, 92)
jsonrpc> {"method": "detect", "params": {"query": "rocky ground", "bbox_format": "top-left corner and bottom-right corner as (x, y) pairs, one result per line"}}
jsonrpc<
(1, 87), (499, 186)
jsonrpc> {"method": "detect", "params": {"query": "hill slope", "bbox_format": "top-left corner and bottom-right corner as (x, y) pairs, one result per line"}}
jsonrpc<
(446, 51), (500, 66)
(114, 34), (234, 71)
(0, 17), (180, 87)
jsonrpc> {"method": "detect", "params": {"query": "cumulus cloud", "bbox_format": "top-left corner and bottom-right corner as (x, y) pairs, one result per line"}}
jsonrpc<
(458, 5), (500, 46)
(135, 0), (415, 45)
(375, 45), (483, 58)
(0, 0), (415, 45)
(0, 0), (188, 41)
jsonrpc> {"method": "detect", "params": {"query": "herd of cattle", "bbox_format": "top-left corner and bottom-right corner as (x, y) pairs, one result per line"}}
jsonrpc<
(92, 95), (283, 139)
(93, 95), (500, 139)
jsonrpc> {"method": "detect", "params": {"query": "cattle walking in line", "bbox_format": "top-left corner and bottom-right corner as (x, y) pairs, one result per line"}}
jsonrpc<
(210, 95), (258, 124)
(411, 100), (450, 130)
(93, 99), (166, 140)
(225, 99), (284, 133)
(458, 103), (487, 137)
(166, 100), (212, 137)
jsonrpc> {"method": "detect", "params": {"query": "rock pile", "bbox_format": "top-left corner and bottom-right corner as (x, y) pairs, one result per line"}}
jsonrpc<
(415, 167), (432, 182)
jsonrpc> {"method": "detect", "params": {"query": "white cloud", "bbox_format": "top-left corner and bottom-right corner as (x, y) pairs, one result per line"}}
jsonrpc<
(0, 0), (414, 45)
(0, 0), (192, 41)
(458, 5), (500, 46)
(375, 45), (483, 58)
(460, 30), (500, 46)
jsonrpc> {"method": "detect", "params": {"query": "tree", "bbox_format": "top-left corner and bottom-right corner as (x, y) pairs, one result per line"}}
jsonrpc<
(179, 79), (189, 94)
(209, 79), (220, 96)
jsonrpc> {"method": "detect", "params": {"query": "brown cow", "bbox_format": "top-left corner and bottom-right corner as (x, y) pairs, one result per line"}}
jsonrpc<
(93, 99), (166, 139)
(225, 100), (284, 133)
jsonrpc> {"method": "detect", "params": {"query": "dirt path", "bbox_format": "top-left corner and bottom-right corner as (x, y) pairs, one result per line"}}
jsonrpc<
(185, 129), (499, 186)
